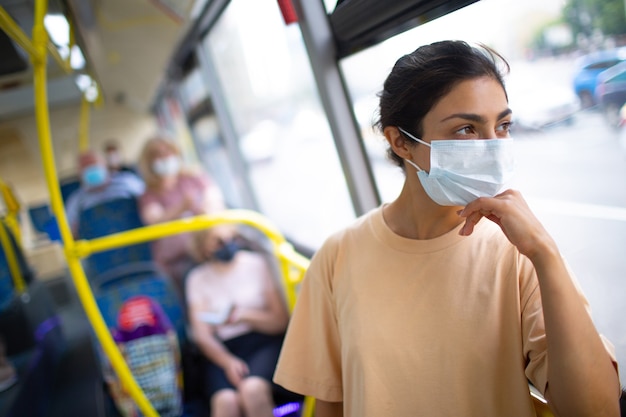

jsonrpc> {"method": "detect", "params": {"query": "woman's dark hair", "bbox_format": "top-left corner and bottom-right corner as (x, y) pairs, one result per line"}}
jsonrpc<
(374, 40), (510, 167)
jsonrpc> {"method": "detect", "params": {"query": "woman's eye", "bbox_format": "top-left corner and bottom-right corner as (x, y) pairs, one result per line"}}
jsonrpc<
(497, 121), (513, 135)
(500, 121), (512, 131)
(455, 126), (475, 136)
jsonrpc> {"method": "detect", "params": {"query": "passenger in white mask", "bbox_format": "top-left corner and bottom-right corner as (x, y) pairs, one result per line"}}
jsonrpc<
(138, 136), (225, 296)
(274, 40), (620, 417)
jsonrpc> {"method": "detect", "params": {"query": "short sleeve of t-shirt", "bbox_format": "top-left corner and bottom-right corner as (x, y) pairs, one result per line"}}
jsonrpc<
(273, 234), (343, 402)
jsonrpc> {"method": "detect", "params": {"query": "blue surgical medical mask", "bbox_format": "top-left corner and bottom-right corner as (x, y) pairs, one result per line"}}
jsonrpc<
(398, 127), (515, 206)
(82, 165), (109, 188)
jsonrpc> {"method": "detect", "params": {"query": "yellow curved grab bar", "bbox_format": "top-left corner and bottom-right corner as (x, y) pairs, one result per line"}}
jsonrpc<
(0, 6), (38, 57)
(0, 6), (71, 74)
(71, 210), (310, 310)
(29, 1), (159, 415)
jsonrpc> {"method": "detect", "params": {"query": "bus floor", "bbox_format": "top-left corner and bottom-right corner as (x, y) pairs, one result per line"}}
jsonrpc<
(43, 273), (109, 417)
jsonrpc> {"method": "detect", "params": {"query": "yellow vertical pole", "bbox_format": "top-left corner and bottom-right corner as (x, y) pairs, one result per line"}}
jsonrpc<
(31, 1), (158, 416)
(0, 221), (26, 293)
(0, 179), (21, 244)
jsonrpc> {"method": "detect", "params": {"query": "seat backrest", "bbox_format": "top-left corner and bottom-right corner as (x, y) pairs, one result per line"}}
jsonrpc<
(77, 198), (152, 278)
(28, 203), (53, 235)
(60, 177), (81, 204)
(76, 199), (187, 342)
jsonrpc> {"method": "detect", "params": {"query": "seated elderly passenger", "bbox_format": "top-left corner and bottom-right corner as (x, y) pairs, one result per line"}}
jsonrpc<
(65, 150), (145, 237)
(185, 225), (289, 417)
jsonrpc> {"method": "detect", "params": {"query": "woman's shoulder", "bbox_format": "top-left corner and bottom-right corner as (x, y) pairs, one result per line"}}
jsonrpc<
(325, 206), (381, 244)
(312, 206), (381, 263)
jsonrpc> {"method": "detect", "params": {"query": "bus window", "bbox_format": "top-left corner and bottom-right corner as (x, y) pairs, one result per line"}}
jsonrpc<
(340, 0), (626, 386)
(199, 0), (356, 249)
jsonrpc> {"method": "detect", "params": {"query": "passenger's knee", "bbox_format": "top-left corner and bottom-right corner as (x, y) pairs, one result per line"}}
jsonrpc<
(238, 376), (273, 406)
(211, 388), (240, 417)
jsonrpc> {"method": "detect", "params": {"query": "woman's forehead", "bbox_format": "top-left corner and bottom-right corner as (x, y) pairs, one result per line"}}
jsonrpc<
(149, 141), (176, 157)
(205, 225), (236, 242)
(428, 77), (508, 121)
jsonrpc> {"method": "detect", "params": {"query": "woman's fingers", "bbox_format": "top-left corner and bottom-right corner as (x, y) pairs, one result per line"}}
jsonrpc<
(458, 190), (554, 259)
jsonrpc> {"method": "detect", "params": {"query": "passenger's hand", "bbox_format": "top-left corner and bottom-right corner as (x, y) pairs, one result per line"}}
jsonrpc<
(180, 192), (201, 215)
(226, 306), (243, 325)
(223, 356), (249, 387)
(457, 189), (555, 261)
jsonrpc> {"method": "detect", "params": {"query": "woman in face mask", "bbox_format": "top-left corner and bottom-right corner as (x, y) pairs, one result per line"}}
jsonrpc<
(185, 225), (292, 417)
(274, 40), (621, 417)
(137, 136), (225, 295)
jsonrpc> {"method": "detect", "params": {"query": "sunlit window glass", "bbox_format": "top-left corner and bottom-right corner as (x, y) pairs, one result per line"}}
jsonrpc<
(341, 0), (626, 385)
(202, 0), (355, 248)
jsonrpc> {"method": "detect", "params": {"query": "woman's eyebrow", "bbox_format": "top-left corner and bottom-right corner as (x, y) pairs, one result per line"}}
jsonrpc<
(440, 108), (512, 123)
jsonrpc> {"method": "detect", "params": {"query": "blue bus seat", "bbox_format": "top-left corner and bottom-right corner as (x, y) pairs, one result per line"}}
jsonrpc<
(28, 204), (53, 235)
(75, 198), (186, 343)
(27, 204), (61, 242)
(76, 197), (152, 278)
(59, 177), (81, 205)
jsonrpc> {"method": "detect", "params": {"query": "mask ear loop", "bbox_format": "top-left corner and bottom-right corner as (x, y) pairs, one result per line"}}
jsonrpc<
(405, 158), (424, 173)
(398, 127), (431, 147)
(398, 127), (429, 173)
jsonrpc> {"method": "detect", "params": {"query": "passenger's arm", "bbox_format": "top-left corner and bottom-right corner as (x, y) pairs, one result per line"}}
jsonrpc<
(200, 176), (225, 214)
(186, 276), (249, 386)
(459, 190), (620, 417)
(315, 400), (343, 417)
(139, 197), (194, 224)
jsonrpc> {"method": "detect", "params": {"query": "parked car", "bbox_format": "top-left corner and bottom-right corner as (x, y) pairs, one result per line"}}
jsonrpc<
(572, 47), (626, 108)
(594, 61), (626, 127)
(507, 71), (579, 131)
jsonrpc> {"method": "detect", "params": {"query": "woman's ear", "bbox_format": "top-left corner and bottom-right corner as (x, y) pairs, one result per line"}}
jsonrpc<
(383, 126), (413, 160)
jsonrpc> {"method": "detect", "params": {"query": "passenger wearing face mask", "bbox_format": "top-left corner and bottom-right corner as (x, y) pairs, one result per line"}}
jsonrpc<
(185, 225), (291, 417)
(65, 150), (145, 237)
(274, 41), (620, 417)
(137, 136), (225, 295)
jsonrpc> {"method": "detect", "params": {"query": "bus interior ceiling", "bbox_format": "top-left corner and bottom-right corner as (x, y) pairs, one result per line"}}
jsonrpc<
(0, 0), (194, 207)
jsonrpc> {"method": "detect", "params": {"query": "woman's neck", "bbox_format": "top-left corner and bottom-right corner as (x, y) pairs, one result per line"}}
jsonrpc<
(383, 183), (463, 240)
(157, 175), (178, 190)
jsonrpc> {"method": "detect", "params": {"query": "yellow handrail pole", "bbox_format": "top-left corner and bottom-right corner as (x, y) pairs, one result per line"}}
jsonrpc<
(79, 95), (90, 151)
(72, 211), (303, 261)
(31, 1), (158, 416)
(0, 6), (38, 57)
(0, 220), (26, 293)
(0, 179), (22, 244)
(46, 32), (72, 74)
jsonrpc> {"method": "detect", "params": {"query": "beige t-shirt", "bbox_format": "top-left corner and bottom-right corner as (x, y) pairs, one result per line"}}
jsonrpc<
(274, 206), (616, 417)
